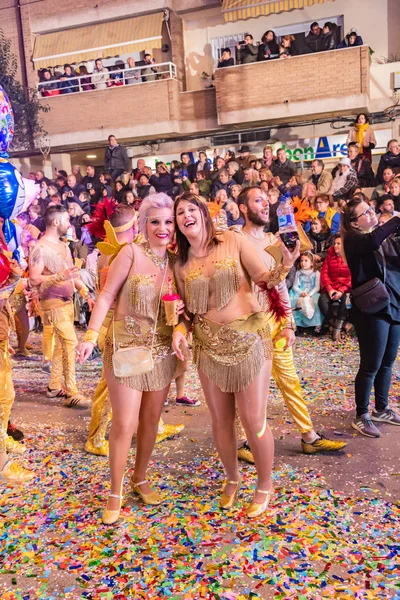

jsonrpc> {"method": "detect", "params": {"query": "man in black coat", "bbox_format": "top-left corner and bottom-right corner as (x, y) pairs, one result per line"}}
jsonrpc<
(377, 139), (400, 183)
(104, 135), (131, 182)
(305, 22), (323, 52)
(271, 148), (296, 184)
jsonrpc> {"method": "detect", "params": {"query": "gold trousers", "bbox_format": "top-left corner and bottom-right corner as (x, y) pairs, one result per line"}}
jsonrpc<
(87, 315), (112, 448)
(42, 303), (78, 397)
(0, 341), (15, 453)
(236, 315), (313, 438)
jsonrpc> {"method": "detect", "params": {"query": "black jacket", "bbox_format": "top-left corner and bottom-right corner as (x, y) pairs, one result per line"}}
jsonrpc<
(377, 151), (400, 183)
(104, 145), (131, 172)
(218, 58), (234, 68)
(322, 32), (336, 51)
(257, 41), (280, 61)
(271, 159), (296, 184)
(305, 31), (323, 53)
(81, 175), (101, 192)
(343, 216), (400, 321)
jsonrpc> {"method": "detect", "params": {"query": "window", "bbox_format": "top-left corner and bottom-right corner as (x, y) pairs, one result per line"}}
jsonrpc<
(210, 33), (246, 65)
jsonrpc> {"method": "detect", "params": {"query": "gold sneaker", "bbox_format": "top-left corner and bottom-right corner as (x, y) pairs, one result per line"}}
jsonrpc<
(6, 436), (26, 455)
(155, 423), (184, 444)
(238, 442), (254, 464)
(301, 433), (348, 454)
(85, 440), (109, 457)
(0, 460), (35, 483)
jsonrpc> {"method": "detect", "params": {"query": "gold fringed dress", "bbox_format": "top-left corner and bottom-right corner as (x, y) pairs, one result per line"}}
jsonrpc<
(174, 230), (286, 393)
(88, 240), (177, 392)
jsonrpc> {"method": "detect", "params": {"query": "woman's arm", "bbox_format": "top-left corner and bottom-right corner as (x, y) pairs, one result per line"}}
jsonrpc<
(344, 216), (400, 255)
(238, 233), (299, 287)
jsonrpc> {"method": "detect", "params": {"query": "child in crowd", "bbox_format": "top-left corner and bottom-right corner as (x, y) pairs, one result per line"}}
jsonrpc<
(319, 235), (352, 341)
(306, 216), (332, 266)
(289, 252), (323, 331)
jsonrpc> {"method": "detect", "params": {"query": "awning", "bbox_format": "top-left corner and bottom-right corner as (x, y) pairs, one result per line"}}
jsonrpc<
(222, 0), (335, 22)
(33, 12), (164, 69)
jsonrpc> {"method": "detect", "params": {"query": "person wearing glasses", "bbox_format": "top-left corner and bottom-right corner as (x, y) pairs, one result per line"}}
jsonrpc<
(341, 196), (400, 438)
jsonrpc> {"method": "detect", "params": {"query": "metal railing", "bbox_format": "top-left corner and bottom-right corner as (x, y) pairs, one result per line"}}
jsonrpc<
(37, 61), (177, 97)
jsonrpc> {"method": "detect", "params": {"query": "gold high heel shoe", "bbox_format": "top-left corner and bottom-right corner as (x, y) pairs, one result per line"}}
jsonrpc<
(102, 483), (124, 525)
(220, 477), (241, 510)
(246, 486), (273, 518)
(130, 479), (163, 506)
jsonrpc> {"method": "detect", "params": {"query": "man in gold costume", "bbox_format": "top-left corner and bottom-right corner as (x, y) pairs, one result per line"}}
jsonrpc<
(29, 206), (93, 408)
(236, 187), (347, 457)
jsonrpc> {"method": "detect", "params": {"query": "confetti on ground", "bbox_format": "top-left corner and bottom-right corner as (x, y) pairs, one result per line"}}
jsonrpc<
(1, 331), (399, 599)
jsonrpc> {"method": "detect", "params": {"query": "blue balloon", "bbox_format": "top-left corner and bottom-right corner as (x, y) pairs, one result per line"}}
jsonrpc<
(0, 160), (25, 220)
(0, 160), (25, 261)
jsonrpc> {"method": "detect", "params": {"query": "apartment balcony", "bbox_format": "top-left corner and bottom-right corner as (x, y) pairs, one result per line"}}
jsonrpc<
(38, 62), (218, 149)
(214, 46), (370, 127)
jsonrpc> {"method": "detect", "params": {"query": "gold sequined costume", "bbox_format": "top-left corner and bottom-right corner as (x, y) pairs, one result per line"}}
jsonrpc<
(0, 302), (15, 453)
(30, 240), (79, 397)
(86, 240), (177, 391)
(239, 230), (313, 434)
(174, 230), (287, 392)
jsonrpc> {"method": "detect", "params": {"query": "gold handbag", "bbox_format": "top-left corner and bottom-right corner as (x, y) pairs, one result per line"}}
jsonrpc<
(112, 265), (167, 378)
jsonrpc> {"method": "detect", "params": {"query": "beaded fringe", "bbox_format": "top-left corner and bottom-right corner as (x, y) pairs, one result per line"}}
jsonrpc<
(129, 277), (156, 319)
(186, 274), (210, 315)
(194, 337), (267, 393)
(214, 260), (240, 310)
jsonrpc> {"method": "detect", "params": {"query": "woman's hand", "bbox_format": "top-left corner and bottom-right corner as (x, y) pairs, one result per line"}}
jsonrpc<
(274, 327), (295, 350)
(280, 239), (300, 268)
(172, 331), (188, 361)
(76, 342), (94, 364)
(300, 292), (307, 297)
(64, 267), (80, 280)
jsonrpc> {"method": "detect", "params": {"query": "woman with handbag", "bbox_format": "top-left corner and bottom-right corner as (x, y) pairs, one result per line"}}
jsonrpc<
(341, 198), (400, 438)
(171, 192), (299, 519)
(77, 193), (182, 525)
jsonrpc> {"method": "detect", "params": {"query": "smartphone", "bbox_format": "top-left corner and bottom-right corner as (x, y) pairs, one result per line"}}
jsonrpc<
(280, 230), (299, 250)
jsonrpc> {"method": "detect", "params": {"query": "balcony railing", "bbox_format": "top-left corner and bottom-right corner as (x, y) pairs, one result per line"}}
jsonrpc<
(36, 62), (177, 97)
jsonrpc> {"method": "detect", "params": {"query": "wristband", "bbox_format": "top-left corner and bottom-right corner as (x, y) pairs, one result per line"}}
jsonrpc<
(173, 323), (188, 337)
(267, 265), (291, 289)
(83, 329), (99, 345)
(40, 272), (66, 293)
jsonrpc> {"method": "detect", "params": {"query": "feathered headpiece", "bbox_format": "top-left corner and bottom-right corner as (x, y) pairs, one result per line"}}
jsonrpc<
(291, 197), (315, 224)
(87, 198), (117, 240)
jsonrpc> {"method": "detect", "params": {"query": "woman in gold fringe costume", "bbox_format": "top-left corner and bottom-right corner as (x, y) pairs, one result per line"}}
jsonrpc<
(78, 193), (183, 525)
(172, 192), (299, 519)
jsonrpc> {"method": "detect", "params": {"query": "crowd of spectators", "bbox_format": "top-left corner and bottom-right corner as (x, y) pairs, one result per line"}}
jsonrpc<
(21, 128), (400, 340)
(218, 23), (363, 68)
(37, 55), (164, 97)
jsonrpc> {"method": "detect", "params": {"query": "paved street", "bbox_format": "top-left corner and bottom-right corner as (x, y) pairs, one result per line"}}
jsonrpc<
(0, 331), (399, 599)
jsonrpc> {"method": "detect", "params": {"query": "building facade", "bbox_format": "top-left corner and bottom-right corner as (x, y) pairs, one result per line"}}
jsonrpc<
(3, 0), (400, 174)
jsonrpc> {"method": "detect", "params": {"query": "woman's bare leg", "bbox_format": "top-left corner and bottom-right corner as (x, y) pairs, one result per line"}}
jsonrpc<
(198, 368), (239, 495)
(104, 366), (142, 510)
(134, 384), (170, 494)
(235, 360), (274, 503)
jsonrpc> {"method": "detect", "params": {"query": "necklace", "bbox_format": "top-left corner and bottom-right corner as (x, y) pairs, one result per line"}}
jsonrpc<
(141, 242), (168, 269)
